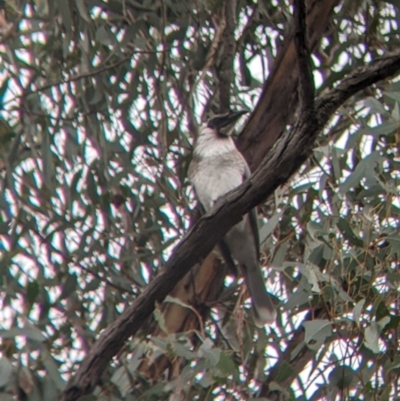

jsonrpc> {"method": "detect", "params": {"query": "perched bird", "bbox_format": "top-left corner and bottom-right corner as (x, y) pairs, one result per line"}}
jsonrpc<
(188, 110), (276, 326)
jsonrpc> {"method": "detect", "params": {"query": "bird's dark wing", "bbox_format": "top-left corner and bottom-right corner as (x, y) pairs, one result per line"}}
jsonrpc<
(196, 199), (237, 275)
(243, 164), (260, 259)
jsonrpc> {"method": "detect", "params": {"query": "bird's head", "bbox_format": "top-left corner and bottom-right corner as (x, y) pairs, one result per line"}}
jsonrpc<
(200, 110), (249, 139)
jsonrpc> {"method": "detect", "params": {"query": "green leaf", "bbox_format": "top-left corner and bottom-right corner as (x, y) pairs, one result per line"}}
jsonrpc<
(363, 96), (387, 114)
(366, 120), (398, 136)
(0, 357), (13, 387)
(259, 210), (282, 244)
(340, 151), (382, 193)
(59, 273), (77, 300)
(303, 320), (332, 350)
(337, 218), (364, 247)
(307, 221), (327, 241)
(198, 339), (220, 367)
(86, 170), (99, 204)
(192, 43), (207, 70)
(215, 352), (236, 378)
(96, 26), (116, 47)
(285, 277), (311, 310)
(0, 325), (46, 343)
(353, 299), (365, 324)
(33, 0), (48, 16)
(364, 323), (380, 353)
(110, 365), (131, 397)
(0, 394), (15, 401)
(0, 221), (9, 235)
(384, 90), (400, 103)
(58, 2), (72, 36)
(26, 280), (40, 309)
(74, 0), (90, 21)
(153, 303), (168, 335)
(386, 233), (400, 249)
(274, 361), (294, 383)
(329, 365), (356, 390)
(166, 28), (186, 44)
(40, 348), (66, 390)
(331, 146), (342, 181)
(172, 339), (196, 360)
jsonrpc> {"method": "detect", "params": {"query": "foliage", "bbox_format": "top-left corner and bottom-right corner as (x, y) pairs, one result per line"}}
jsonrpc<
(0, 0), (399, 400)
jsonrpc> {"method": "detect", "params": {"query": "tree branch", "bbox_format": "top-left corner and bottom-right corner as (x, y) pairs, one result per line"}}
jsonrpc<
(2, 50), (170, 106)
(317, 50), (400, 120)
(60, 47), (400, 401)
(217, 0), (237, 113)
(293, 0), (315, 113)
(238, 0), (339, 171)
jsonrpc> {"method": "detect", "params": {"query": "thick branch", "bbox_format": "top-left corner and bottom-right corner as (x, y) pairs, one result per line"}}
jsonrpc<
(60, 48), (400, 401)
(293, 0), (315, 112)
(238, 0), (339, 170)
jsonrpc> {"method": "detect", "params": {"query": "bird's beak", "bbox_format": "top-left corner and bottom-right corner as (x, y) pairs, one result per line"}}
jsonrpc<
(212, 110), (249, 130)
(208, 110), (249, 136)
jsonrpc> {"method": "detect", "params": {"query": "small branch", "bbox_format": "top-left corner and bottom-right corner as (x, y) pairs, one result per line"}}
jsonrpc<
(3, 49), (171, 106)
(316, 49), (400, 121)
(188, 12), (226, 112)
(217, 0), (237, 113)
(293, 0), (315, 113)
(60, 48), (400, 401)
(34, 56), (130, 93)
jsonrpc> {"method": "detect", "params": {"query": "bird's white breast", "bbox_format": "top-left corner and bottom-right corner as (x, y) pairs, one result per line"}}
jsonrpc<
(191, 160), (244, 210)
(190, 132), (247, 211)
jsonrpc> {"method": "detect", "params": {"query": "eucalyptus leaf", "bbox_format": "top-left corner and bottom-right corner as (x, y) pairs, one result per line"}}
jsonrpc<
(0, 357), (13, 388)
(353, 299), (365, 324)
(303, 320), (332, 350)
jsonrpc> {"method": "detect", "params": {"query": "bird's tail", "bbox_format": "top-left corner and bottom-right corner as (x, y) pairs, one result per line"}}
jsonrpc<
(242, 263), (276, 327)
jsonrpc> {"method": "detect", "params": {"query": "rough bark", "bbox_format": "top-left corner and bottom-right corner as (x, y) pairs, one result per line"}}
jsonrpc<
(238, 0), (340, 171)
(60, 45), (400, 401)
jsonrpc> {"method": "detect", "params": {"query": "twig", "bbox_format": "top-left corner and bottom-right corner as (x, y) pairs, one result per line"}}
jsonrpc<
(3, 48), (171, 106)
(188, 13), (227, 113)
(33, 56), (130, 93)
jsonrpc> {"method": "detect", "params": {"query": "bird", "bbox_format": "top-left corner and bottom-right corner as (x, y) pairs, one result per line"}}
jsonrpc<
(188, 110), (276, 327)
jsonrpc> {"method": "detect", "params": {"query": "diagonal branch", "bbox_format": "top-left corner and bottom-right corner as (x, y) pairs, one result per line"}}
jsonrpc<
(293, 0), (315, 113)
(60, 47), (400, 401)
